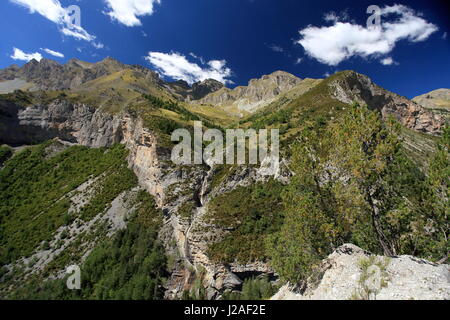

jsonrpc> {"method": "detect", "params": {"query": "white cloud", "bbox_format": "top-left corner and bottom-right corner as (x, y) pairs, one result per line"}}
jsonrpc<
(11, 48), (43, 62)
(381, 57), (393, 65)
(443, 32), (448, 40)
(104, 0), (161, 27)
(294, 57), (303, 65)
(10, 0), (96, 42)
(60, 25), (96, 42)
(145, 51), (233, 85)
(297, 4), (438, 66)
(380, 57), (397, 65)
(41, 48), (64, 58)
(10, 0), (66, 23)
(92, 42), (105, 49)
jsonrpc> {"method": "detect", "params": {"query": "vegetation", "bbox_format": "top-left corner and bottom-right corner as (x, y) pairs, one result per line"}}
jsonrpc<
(222, 276), (278, 300)
(144, 94), (201, 122)
(7, 191), (167, 300)
(206, 180), (285, 263)
(178, 201), (196, 220)
(266, 104), (449, 285)
(351, 256), (390, 300)
(0, 142), (136, 265)
(0, 146), (12, 166)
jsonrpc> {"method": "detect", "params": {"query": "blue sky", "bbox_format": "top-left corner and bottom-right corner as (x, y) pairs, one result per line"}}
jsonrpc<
(0, 0), (448, 98)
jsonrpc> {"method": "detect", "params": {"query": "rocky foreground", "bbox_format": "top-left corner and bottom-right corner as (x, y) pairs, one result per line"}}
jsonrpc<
(272, 244), (450, 300)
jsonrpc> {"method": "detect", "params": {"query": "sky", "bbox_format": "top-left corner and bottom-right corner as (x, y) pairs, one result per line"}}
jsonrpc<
(0, 0), (448, 98)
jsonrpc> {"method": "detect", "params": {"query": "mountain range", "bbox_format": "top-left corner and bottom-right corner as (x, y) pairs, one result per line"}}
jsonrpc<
(0, 57), (448, 300)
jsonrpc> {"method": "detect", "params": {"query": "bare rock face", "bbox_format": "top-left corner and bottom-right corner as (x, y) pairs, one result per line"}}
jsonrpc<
(0, 57), (162, 91)
(0, 100), (123, 147)
(272, 244), (450, 300)
(191, 79), (225, 100)
(195, 71), (303, 112)
(329, 71), (445, 135)
(166, 79), (225, 101)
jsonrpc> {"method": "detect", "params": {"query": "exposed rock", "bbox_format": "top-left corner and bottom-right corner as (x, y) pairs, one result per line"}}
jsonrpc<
(413, 89), (450, 122)
(166, 78), (224, 101)
(191, 79), (225, 100)
(0, 99), (123, 147)
(0, 57), (162, 92)
(272, 244), (450, 300)
(329, 71), (445, 135)
(195, 71), (303, 112)
(1, 59), (448, 300)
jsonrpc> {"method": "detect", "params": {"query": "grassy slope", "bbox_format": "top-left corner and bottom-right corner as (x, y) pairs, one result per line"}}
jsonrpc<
(0, 142), (137, 266)
(205, 179), (285, 264)
(6, 190), (167, 300)
(1, 65), (446, 297)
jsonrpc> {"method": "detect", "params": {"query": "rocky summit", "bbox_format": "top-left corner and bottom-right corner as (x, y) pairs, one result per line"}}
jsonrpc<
(272, 244), (450, 300)
(195, 70), (306, 112)
(0, 57), (448, 300)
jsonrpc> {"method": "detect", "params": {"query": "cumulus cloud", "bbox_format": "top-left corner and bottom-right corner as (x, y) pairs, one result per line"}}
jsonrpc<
(10, 0), (96, 42)
(380, 57), (397, 65)
(297, 4), (438, 66)
(11, 48), (43, 62)
(104, 0), (161, 27)
(145, 51), (233, 85)
(41, 48), (64, 58)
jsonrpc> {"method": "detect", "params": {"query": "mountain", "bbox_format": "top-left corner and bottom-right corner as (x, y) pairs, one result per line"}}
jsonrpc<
(0, 57), (129, 91)
(0, 57), (222, 100)
(194, 71), (309, 113)
(167, 79), (225, 101)
(0, 58), (448, 300)
(413, 89), (450, 123)
(413, 89), (450, 110)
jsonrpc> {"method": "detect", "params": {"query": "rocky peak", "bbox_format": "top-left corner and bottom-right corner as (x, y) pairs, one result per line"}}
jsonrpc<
(255, 70), (301, 87)
(327, 70), (445, 135)
(67, 58), (91, 69)
(97, 57), (127, 71)
(20, 58), (63, 82)
(165, 78), (224, 101)
(195, 71), (302, 112)
(191, 79), (224, 100)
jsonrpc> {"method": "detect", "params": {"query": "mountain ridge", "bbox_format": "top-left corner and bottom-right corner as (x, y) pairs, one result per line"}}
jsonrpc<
(0, 57), (448, 300)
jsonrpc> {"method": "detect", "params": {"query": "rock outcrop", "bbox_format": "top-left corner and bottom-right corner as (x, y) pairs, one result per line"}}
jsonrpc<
(0, 57), (163, 92)
(1, 59), (448, 300)
(272, 244), (450, 300)
(167, 79), (225, 101)
(0, 97), (276, 298)
(329, 71), (445, 135)
(195, 71), (303, 112)
(0, 99), (123, 147)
